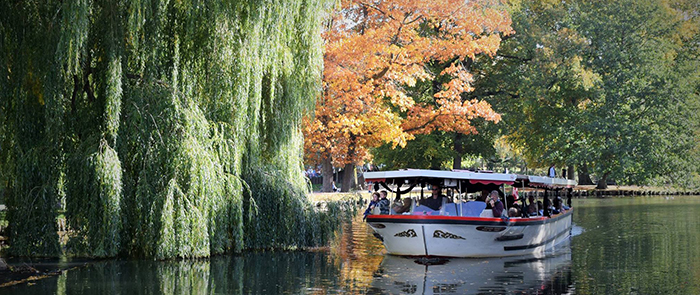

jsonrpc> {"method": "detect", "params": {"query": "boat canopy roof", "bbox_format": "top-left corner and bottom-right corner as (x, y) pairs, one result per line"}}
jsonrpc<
(364, 169), (576, 191)
(516, 175), (577, 189)
(365, 169), (514, 185)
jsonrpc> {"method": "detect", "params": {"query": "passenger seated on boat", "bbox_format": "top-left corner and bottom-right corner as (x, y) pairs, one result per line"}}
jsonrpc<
(520, 201), (529, 218)
(363, 192), (380, 219)
(378, 190), (391, 214)
(484, 189), (504, 209)
(506, 192), (516, 210)
(543, 196), (552, 217)
(392, 197), (412, 214)
(421, 184), (446, 211)
(558, 196), (569, 211)
(526, 195), (538, 216)
(508, 207), (520, 218)
(488, 190), (505, 218)
(552, 196), (564, 214)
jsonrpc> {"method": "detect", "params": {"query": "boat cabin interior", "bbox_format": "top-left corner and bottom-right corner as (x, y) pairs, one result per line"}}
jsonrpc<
(364, 169), (576, 219)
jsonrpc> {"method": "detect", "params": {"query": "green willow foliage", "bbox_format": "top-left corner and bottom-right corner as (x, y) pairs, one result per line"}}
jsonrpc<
(0, 0), (350, 258)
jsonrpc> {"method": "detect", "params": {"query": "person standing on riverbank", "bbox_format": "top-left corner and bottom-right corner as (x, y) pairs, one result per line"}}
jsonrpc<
(548, 165), (556, 178)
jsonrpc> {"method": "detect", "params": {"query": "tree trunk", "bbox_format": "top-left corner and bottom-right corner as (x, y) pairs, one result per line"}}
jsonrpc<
(321, 155), (334, 192)
(567, 164), (575, 180)
(596, 172), (610, 189)
(341, 163), (357, 192)
(453, 133), (463, 170)
(577, 164), (594, 185)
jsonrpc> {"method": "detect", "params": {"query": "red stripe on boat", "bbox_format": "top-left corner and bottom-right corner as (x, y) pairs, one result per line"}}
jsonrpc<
(366, 209), (572, 223)
(365, 178), (385, 182)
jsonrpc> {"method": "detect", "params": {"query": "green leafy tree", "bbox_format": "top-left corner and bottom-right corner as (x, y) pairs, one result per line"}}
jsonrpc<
(372, 121), (498, 170)
(472, 0), (700, 188)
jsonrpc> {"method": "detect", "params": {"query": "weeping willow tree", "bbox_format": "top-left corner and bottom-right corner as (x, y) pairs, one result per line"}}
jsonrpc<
(0, 0), (351, 259)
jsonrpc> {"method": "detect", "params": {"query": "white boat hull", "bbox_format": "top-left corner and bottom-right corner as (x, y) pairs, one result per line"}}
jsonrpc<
(366, 209), (572, 257)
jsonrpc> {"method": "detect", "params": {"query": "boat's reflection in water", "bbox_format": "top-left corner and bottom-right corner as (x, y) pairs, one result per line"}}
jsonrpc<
(368, 241), (573, 295)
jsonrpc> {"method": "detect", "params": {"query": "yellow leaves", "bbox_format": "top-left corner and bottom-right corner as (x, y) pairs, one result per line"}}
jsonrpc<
(577, 98), (592, 110)
(384, 84), (414, 110)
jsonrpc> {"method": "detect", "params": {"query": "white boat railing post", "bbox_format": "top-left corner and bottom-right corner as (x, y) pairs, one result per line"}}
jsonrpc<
(502, 183), (508, 214)
(458, 180), (462, 216)
(544, 189), (551, 217)
(522, 179), (526, 217)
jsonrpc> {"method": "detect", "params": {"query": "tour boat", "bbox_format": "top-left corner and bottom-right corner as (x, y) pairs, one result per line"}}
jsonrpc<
(363, 169), (576, 257)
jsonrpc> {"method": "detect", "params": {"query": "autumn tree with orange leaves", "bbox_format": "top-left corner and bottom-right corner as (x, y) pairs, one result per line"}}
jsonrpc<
(304, 0), (513, 192)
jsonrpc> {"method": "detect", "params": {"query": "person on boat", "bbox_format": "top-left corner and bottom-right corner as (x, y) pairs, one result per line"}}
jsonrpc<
(488, 190), (505, 217)
(553, 196), (564, 214)
(392, 197), (412, 214)
(422, 184), (446, 211)
(543, 195), (551, 217)
(526, 195), (538, 216)
(378, 190), (391, 214)
(363, 192), (380, 219)
(506, 190), (517, 209)
(508, 207), (520, 217)
(485, 189), (504, 209)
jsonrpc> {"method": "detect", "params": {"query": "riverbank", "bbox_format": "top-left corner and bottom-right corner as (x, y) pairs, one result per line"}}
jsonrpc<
(548, 184), (700, 198)
(0, 257), (91, 288)
(310, 185), (700, 201)
(308, 191), (369, 203)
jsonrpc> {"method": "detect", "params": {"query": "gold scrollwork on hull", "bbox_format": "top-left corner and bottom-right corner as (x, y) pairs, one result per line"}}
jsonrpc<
(433, 230), (466, 240)
(394, 229), (417, 238)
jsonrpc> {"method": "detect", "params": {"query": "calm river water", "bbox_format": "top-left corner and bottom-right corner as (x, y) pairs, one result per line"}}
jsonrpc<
(4, 196), (700, 294)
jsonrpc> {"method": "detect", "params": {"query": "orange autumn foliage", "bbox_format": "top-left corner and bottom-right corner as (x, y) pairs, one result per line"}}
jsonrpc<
(304, 0), (514, 167)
